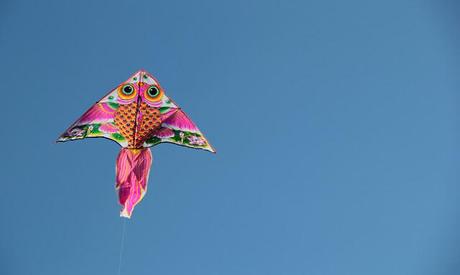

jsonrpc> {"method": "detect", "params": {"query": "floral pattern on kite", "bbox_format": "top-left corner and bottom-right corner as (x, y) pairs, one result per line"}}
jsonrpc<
(58, 70), (215, 218)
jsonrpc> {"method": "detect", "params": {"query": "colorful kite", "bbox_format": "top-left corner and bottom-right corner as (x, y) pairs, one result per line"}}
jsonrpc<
(57, 70), (215, 218)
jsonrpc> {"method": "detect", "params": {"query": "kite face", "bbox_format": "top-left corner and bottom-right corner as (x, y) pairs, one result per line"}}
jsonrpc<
(58, 70), (215, 217)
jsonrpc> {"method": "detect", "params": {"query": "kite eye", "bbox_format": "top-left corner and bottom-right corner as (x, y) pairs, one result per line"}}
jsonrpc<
(122, 85), (134, 95)
(147, 86), (159, 97)
(144, 85), (163, 102)
(118, 84), (137, 100)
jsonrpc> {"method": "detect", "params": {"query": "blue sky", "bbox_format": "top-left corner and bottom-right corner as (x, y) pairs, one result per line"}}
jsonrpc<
(1, 0), (460, 274)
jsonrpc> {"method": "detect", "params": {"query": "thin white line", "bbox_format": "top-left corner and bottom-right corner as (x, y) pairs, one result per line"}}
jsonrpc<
(117, 219), (127, 275)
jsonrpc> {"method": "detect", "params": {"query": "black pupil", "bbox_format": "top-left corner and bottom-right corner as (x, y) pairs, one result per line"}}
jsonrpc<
(149, 87), (159, 97)
(123, 85), (133, 95)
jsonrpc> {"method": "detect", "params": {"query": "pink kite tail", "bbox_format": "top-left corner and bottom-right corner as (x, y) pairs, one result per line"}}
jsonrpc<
(115, 148), (152, 218)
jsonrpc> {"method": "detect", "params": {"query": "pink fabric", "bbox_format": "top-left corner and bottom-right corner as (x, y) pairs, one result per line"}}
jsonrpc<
(154, 127), (174, 138)
(162, 109), (199, 132)
(99, 123), (118, 133)
(76, 103), (116, 125)
(116, 148), (153, 218)
(160, 108), (178, 121)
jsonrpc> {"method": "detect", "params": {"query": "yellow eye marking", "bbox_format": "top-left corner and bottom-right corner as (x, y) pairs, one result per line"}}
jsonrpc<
(118, 84), (137, 100)
(144, 85), (163, 102)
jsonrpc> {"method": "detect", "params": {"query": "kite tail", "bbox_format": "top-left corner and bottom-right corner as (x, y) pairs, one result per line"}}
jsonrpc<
(116, 148), (152, 218)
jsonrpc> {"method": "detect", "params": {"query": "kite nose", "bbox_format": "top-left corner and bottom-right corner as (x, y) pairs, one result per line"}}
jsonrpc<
(138, 82), (145, 86)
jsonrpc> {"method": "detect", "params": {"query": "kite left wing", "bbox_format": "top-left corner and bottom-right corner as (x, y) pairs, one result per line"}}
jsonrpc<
(57, 101), (128, 146)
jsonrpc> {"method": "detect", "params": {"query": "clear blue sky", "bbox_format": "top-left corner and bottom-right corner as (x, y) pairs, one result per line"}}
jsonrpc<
(1, 0), (460, 274)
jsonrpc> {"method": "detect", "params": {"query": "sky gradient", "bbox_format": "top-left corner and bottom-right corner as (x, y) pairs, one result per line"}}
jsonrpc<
(1, 0), (460, 274)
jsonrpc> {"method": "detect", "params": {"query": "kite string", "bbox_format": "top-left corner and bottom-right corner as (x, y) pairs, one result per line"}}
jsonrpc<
(117, 219), (127, 275)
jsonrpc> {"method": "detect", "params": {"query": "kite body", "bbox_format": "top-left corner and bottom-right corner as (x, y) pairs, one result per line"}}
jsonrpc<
(58, 70), (215, 218)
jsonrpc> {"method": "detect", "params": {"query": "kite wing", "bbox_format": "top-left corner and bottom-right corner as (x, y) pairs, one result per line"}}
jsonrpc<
(144, 108), (215, 153)
(57, 92), (128, 147)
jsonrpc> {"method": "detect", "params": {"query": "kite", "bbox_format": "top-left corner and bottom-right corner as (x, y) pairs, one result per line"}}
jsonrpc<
(57, 70), (215, 218)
